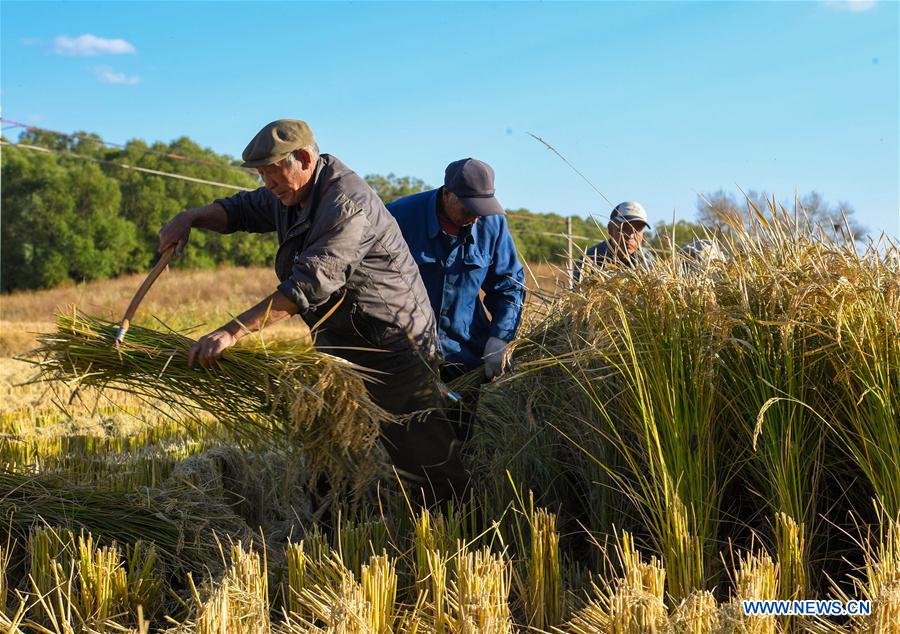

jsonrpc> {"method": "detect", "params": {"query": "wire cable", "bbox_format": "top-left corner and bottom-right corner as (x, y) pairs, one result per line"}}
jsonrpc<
(1, 140), (253, 191)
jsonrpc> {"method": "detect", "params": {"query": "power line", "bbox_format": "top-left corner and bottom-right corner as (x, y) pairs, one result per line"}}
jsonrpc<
(527, 132), (615, 209)
(1, 140), (254, 192)
(0, 118), (253, 175)
(2, 138), (604, 244)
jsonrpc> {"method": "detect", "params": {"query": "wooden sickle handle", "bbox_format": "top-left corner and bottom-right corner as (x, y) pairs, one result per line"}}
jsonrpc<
(114, 246), (175, 344)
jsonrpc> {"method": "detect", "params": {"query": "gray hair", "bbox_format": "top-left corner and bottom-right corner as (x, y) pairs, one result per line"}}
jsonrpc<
(285, 142), (320, 165)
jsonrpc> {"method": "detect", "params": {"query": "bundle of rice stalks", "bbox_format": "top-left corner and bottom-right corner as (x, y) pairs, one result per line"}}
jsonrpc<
(668, 591), (720, 634)
(827, 514), (900, 634)
(450, 543), (512, 634)
(524, 505), (563, 629)
(24, 526), (162, 633)
(32, 312), (393, 496)
(188, 541), (269, 634)
(0, 469), (219, 574)
(563, 531), (669, 634)
(282, 544), (406, 634)
(718, 548), (780, 634)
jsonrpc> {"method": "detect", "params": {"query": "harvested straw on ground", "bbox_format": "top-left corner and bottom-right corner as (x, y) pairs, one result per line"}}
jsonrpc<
(32, 313), (393, 496)
(0, 469), (219, 572)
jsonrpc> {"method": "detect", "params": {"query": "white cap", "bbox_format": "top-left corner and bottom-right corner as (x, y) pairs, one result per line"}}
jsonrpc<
(610, 201), (648, 227)
(681, 239), (725, 263)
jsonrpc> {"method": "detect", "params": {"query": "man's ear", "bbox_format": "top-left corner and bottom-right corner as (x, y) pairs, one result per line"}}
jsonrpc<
(296, 149), (315, 170)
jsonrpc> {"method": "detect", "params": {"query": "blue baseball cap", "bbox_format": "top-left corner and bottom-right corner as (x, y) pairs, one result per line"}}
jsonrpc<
(444, 158), (504, 217)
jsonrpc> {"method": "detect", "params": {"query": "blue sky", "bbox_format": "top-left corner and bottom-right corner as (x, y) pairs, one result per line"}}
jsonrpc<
(2, 1), (898, 238)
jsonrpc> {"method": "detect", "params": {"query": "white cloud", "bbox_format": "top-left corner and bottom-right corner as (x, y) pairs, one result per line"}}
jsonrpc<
(94, 66), (140, 85)
(53, 34), (136, 56)
(823, 0), (877, 12)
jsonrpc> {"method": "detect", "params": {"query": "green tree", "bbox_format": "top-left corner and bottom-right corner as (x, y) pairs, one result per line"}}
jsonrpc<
(505, 208), (606, 263)
(365, 173), (432, 204)
(1, 148), (139, 291)
(106, 136), (272, 269)
(18, 128), (106, 158)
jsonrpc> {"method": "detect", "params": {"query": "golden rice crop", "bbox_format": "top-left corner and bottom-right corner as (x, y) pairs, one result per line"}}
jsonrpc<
(31, 312), (393, 498)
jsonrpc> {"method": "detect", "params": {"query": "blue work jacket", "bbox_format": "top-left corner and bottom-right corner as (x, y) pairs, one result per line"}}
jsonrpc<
(388, 189), (526, 372)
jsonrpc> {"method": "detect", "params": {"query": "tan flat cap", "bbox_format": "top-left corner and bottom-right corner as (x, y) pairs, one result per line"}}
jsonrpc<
(241, 119), (315, 168)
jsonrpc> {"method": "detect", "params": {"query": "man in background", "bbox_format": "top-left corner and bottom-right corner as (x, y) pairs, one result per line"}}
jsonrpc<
(574, 201), (653, 281)
(387, 158), (525, 439)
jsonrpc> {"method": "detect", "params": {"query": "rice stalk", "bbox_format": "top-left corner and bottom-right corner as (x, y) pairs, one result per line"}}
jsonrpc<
(75, 532), (128, 627)
(825, 263), (900, 518)
(719, 548), (780, 634)
(562, 531), (669, 633)
(0, 592), (27, 633)
(32, 313), (393, 496)
(668, 590), (720, 634)
(283, 547), (406, 634)
(359, 553), (398, 634)
(28, 526), (76, 617)
(335, 515), (388, 578)
(0, 534), (11, 618)
(774, 512), (805, 602)
(285, 541), (308, 620)
(524, 504), (563, 629)
(190, 541), (269, 634)
(450, 543), (511, 634)
(828, 513), (900, 634)
(21, 527), (162, 632)
(485, 249), (728, 599)
(423, 547), (449, 634)
(26, 554), (80, 634)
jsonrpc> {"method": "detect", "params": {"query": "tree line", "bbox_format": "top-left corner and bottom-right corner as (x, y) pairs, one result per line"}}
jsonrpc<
(0, 130), (863, 292)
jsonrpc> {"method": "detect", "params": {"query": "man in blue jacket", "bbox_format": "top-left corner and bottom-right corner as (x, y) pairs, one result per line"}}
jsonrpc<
(387, 158), (525, 437)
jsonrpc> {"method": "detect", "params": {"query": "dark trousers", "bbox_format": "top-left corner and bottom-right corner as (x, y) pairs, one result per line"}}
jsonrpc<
(440, 363), (487, 443)
(321, 335), (470, 506)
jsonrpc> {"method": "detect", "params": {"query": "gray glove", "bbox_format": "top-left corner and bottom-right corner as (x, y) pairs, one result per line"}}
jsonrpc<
(482, 336), (509, 380)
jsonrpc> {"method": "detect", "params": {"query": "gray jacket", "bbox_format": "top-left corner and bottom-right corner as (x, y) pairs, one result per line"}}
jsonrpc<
(573, 240), (654, 282)
(217, 155), (438, 367)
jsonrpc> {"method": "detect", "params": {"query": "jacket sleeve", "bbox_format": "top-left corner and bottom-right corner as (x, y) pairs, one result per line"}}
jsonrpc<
(276, 195), (372, 313)
(482, 217), (526, 341)
(572, 255), (585, 283)
(215, 188), (278, 234)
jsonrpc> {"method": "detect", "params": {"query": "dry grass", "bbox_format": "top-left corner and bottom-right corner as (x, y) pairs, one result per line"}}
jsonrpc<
(0, 266), (308, 357)
(0, 262), (564, 357)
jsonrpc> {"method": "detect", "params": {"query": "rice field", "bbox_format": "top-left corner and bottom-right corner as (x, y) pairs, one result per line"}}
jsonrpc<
(1, 211), (899, 633)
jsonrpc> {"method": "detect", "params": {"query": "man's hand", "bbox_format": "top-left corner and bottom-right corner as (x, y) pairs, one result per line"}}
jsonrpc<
(188, 329), (238, 369)
(482, 336), (509, 380)
(158, 211), (194, 256)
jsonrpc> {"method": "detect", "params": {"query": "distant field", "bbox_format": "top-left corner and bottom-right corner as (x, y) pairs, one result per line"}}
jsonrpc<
(0, 262), (565, 357)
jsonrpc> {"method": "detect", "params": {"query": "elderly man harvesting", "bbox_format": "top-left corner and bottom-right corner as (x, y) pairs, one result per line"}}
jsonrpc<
(387, 159), (525, 439)
(158, 119), (466, 504)
(574, 201), (654, 281)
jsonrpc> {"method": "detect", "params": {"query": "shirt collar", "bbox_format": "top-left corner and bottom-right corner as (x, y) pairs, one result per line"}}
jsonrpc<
(298, 156), (325, 213)
(432, 186), (478, 243)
